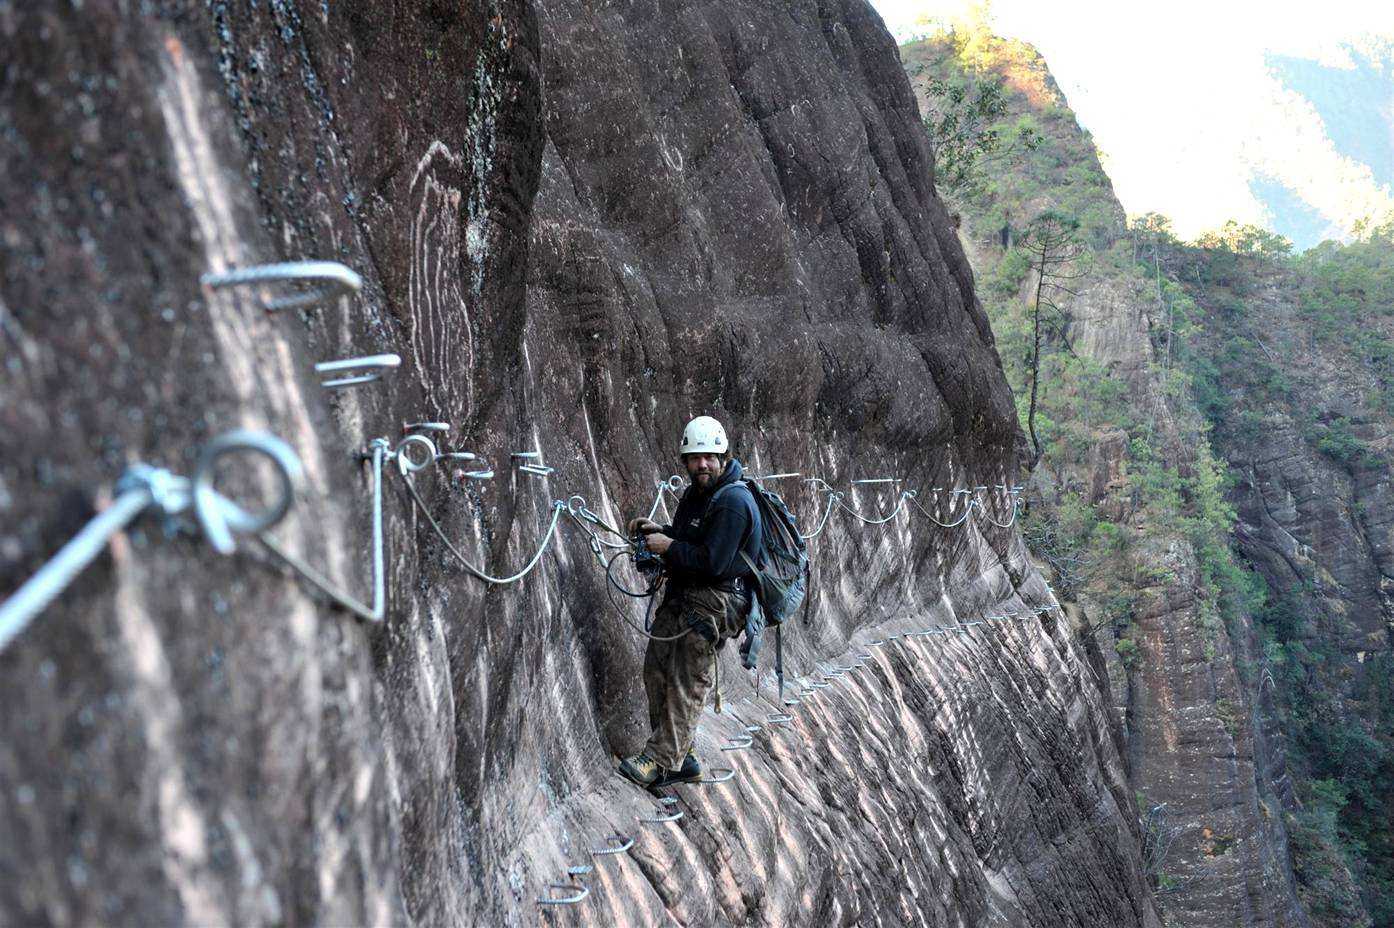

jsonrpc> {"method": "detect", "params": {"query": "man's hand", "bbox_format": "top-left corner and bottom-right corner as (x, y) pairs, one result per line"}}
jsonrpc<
(627, 517), (661, 536)
(646, 533), (674, 555)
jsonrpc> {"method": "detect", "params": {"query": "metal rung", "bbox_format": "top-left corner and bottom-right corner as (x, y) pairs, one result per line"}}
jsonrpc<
(511, 451), (541, 459)
(591, 835), (634, 856)
(316, 353), (400, 389)
(537, 883), (589, 906)
(321, 373), (380, 389)
(767, 714), (794, 724)
(656, 796), (678, 807)
(701, 768), (736, 784)
(519, 464), (555, 476)
(851, 477), (900, 484)
(810, 682), (830, 689)
(201, 260), (362, 312)
(723, 736), (753, 750)
(743, 725), (762, 733)
(437, 452), (477, 462)
(462, 470), (494, 480)
(567, 864), (594, 877)
(404, 422), (449, 433)
(641, 809), (683, 824)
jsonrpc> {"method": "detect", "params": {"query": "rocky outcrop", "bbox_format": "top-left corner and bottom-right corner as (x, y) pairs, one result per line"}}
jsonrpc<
(1, 3), (1159, 925)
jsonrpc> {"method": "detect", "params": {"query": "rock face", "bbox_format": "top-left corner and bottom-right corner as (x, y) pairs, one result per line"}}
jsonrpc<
(1171, 252), (1394, 926)
(1, 3), (1158, 925)
(901, 34), (1311, 928)
(1058, 273), (1307, 928)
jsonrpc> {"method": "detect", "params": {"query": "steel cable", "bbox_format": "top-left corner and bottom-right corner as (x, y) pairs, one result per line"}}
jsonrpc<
(254, 439), (388, 622)
(399, 471), (565, 585)
(906, 493), (978, 528)
(799, 491), (843, 539)
(834, 490), (912, 525)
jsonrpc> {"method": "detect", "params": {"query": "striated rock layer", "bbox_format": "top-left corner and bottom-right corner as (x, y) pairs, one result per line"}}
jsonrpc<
(1, 2), (1157, 924)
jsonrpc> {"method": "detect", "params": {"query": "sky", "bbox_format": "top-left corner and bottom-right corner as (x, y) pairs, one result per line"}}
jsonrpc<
(869, 0), (1394, 246)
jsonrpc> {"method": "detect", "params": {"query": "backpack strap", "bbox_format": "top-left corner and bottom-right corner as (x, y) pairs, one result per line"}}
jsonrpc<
(703, 478), (745, 516)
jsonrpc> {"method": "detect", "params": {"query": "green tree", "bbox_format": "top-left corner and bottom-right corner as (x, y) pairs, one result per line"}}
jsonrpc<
(922, 75), (1042, 194)
(1021, 211), (1086, 466)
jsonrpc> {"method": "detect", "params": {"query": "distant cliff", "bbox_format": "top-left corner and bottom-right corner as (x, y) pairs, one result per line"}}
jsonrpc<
(0, 2), (1160, 926)
(903, 24), (1393, 928)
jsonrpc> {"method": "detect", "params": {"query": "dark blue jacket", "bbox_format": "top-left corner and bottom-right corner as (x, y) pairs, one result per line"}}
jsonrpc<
(661, 458), (762, 592)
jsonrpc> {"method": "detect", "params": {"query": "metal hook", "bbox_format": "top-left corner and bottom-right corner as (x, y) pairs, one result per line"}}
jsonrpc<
(640, 809), (683, 824)
(191, 431), (303, 555)
(316, 353), (400, 389)
(394, 435), (438, 476)
(201, 261), (362, 312)
(701, 768), (737, 784)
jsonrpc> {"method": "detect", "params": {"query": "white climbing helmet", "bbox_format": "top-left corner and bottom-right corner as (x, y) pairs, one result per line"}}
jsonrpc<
(679, 415), (729, 456)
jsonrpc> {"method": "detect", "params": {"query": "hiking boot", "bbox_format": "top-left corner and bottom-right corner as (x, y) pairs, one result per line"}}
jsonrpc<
(618, 753), (660, 787)
(654, 753), (702, 787)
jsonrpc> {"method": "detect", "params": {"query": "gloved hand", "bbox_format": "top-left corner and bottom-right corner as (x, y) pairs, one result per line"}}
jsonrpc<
(627, 517), (661, 535)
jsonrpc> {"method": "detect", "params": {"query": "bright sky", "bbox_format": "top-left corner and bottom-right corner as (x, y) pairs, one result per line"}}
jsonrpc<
(869, 0), (1394, 242)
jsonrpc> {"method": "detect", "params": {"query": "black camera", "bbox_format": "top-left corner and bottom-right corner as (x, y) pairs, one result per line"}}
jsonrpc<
(632, 533), (664, 579)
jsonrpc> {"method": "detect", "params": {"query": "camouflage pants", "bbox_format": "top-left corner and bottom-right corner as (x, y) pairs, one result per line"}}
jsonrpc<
(642, 586), (748, 770)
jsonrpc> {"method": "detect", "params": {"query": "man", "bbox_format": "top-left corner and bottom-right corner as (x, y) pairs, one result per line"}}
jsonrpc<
(619, 415), (762, 788)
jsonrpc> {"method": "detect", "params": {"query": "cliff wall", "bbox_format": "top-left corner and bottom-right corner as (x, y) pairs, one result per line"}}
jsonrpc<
(1, 3), (1157, 925)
